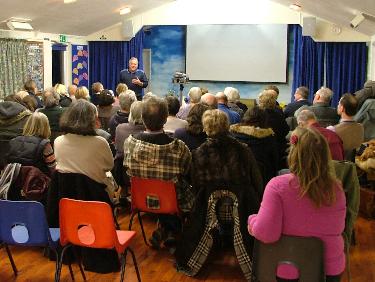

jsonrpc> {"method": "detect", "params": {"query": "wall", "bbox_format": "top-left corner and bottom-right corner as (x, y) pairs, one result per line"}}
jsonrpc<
(0, 29), (87, 89)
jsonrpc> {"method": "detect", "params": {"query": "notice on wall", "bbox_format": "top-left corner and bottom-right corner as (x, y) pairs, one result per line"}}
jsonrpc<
(72, 45), (88, 87)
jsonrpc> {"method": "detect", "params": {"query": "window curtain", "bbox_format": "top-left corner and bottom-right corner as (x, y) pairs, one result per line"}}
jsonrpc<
(89, 28), (144, 92)
(325, 42), (367, 107)
(290, 24), (325, 103)
(0, 39), (28, 99)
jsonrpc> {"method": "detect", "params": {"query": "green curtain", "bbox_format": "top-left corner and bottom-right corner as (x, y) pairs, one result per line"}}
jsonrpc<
(0, 38), (28, 99)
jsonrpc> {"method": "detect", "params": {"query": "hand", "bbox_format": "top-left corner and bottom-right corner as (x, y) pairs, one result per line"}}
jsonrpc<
(132, 77), (142, 86)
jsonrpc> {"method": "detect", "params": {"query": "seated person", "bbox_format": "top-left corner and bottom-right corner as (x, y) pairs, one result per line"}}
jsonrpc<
(97, 89), (120, 131)
(283, 86), (311, 118)
(164, 95), (188, 135)
(177, 87), (202, 120)
(123, 97), (193, 249)
(224, 87), (244, 117)
(216, 92), (241, 124)
(54, 83), (72, 107)
(248, 126), (346, 282)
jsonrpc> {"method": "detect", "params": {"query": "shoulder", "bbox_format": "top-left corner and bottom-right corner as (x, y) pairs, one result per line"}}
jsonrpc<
(266, 174), (295, 192)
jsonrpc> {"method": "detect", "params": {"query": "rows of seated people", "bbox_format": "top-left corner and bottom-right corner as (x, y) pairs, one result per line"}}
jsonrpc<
(0, 78), (374, 281)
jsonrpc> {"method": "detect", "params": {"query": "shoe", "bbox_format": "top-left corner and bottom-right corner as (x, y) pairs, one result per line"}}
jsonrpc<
(149, 227), (166, 249)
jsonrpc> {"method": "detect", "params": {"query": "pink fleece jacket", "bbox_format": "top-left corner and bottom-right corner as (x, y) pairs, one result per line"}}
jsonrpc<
(248, 173), (346, 277)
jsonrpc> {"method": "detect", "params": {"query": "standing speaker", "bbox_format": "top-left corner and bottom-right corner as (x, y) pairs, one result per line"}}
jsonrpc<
(302, 17), (316, 36)
(122, 20), (134, 39)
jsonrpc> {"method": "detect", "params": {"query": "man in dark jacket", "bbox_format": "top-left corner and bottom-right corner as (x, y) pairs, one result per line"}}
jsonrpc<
(284, 86), (311, 118)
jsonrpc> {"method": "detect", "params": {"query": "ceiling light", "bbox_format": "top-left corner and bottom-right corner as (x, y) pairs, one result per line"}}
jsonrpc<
(64, 0), (77, 3)
(350, 13), (365, 28)
(6, 21), (33, 30)
(289, 3), (301, 11)
(120, 7), (131, 15)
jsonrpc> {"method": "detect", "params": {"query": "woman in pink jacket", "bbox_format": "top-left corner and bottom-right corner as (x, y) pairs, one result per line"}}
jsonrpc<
(248, 127), (346, 282)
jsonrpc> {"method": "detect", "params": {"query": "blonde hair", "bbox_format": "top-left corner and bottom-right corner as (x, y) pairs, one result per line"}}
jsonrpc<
(54, 83), (68, 96)
(23, 112), (51, 139)
(116, 83), (128, 96)
(258, 90), (277, 109)
(202, 109), (229, 137)
(75, 86), (90, 100)
(288, 127), (338, 207)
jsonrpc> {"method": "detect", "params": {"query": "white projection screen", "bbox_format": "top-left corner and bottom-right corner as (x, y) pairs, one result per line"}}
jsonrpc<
(186, 24), (288, 82)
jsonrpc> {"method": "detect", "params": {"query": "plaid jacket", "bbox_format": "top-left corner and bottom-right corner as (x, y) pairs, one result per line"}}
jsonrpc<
(123, 135), (194, 211)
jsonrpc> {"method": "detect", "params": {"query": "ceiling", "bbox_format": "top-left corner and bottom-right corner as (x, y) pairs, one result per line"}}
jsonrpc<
(272, 0), (375, 36)
(0, 0), (374, 37)
(0, 0), (172, 36)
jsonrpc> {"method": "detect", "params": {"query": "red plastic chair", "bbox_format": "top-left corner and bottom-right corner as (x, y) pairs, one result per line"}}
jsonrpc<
(128, 177), (180, 246)
(56, 198), (141, 282)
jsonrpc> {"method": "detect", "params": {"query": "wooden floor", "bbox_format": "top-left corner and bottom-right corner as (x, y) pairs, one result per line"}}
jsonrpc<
(0, 209), (374, 282)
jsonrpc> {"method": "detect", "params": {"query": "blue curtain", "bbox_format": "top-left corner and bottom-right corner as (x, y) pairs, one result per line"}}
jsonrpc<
(291, 24), (325, 103)
(325, 42), (367, 107)
(89, 28), (144, 92)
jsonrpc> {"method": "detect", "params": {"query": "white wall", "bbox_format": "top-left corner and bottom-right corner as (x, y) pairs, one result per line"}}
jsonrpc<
(0, 29), (87, 88)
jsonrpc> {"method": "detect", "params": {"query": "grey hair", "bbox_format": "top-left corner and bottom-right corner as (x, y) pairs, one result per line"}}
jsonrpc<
(129, 57), (138, 64)
(316, 87), (333, 103)
(188, 87), (202, 103)
(42, 87), (60, 107)
(224, 87), (240, 102)
(119, 90), (137, 111)
(128, 101), (143, 125)
(297, 109), (317, 126)
(143, 92), (156, 101)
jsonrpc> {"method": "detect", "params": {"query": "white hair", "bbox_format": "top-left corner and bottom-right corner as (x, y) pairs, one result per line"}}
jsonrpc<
(316, 87), (333, 103)
(297, 109), (317, 126)
(188, 87), (202, 103)
(224, 87), (240, 102)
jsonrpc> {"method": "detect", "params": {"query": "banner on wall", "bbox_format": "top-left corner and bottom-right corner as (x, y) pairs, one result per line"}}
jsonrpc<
(72, 45), (88, 87)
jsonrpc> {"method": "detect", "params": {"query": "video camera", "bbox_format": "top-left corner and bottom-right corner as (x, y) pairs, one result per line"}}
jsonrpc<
(172, 71), (189, 84)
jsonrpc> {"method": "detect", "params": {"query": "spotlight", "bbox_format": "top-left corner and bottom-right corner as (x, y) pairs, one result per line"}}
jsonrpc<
(350, 13), (365, 28)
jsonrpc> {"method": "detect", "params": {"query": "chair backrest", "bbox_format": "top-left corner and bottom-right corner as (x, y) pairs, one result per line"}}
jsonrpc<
(0, 200), (51, 246)
(130, 177), (179, 214)
(252, 235), (325, 282)
(59, 198), (118, 250)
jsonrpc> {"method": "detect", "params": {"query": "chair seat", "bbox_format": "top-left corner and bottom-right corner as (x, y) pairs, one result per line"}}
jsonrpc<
(116, 230), (136, 253)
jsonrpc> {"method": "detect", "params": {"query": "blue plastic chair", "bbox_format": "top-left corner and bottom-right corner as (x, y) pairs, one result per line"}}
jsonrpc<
(0, 200), (68, 280)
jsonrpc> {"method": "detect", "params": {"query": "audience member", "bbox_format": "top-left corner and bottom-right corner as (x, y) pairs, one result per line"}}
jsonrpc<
(230, 106), (279, 185)
(15, 90), (29, 100)
(283, 86), (311, 118)
(67, 84), (77, 102)
(215, 92), (241, 124)
(354, 80), (375, 110)
(75, 86), (90, 100)
(265, 85), (282, 111)
(7, 112), (56, 176)
(109, 90), (136, 140)
(97, 89), (119, 131)
(90, 82), (104, 105)
(24, 79), (42, 108)
(297, 109), (344, 160)
(174, 103), (208, 151)
(328, 93), (364, 160)
(164, 96), (188, 134)
(200, 93), (217, 109)
(177, 87), (202, 120)
(55, 83), (72, 107)
(142, 91), (156, 101)
(22, 95), (38, 112)
(116, 83), (128, 96)
(223, 87), (244, 117)
(123, 97), (193, 249)
(248, 126), (346, 281)
(55, 99), (114, 197)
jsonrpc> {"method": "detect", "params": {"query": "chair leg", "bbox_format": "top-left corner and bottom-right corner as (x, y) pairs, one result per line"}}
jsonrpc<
(72, 246), (86, 281)
(52, 249), (60, 282)
(68, 263), (75, 281)
(137, 211), (149, 246)
(120, 252), (127, 282)
(56, 244), (71, 282)
(128, 212), (136, 230)
(128, 247), (141, 282)
(4, 244), (18, 276)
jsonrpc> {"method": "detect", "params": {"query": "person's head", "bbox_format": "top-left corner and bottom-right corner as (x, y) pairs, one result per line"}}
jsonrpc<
(4, 94), (27, 107)
(24, 80), (37, 94)
(91, 82), (104, 94)
(54, 83), (68, 97)
(186, 103), (209, 135)
(288, 126), (337, 207)
(67, 84), (77, 97)
(337, 93), (358, 117)
(165, 96), (180, 116)
(42, 88), (60, 108)
(119, 90), (137, 112)
(314, 87), (333, 104)
(296, 109), (317, 127)
(265, 85), (279, 99)
(15, 90), (29, 100)
(200, 87), (209, 95)
(224, 87), (240, 103)
(75, 86), (90, 100)
(202, 109), (229, 137)
(116, 83), (128, 96)
(215, 92), (228, 105)
(258, 90), (277, 109)
(201, 93), (218, 109)
(22, 96), (38, 112)
(60, 99), (97, 136)
(129, 57), (138, 72)
(23, 112), (51, 139)
(143, 92), (156, 101)
(128, 101), (143, 125)
(188, 87), (202, 104)
(142, 97), (168, 131)
(242, 106), (268, 128)
(294, 86), (309, 101)
(97, 89), (114, 106)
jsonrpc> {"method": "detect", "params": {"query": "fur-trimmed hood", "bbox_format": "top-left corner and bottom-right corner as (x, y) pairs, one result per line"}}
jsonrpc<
(229, 124), (275, 139)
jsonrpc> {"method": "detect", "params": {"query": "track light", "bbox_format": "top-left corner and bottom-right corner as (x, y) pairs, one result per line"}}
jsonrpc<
(350, 13), (365, 28)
